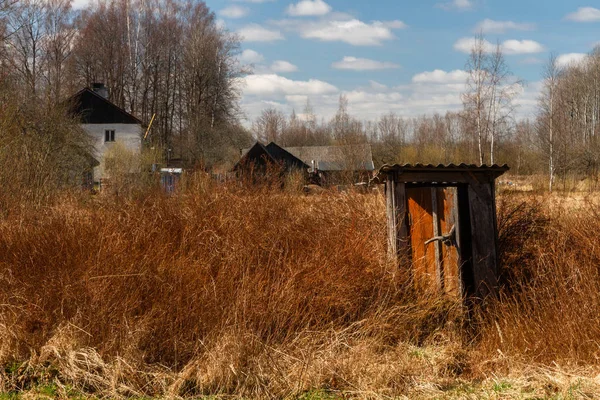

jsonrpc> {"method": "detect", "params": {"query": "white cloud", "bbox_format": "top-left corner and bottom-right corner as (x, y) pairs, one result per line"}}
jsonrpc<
(243, 74), (338, 96)
(220, 5), (249, 19)
(565, 7), (600, 23)
(271, 60), (299, 73)
(377, 20), (408, 29)
(238, 24), (284, 42)
(216, 19), (227, 30)
(454, 37), (544, 54)
(412, 69), (468, 84)
(241, 70), (468, 123)
(502, 40), (545, 55)
(331, 56), (400, 71)
(454, 37), (495, 53)
(287, 0), (331, 17)
(437, 0), (473, 11)
(240, 69), (542, 124)
(295, 18), (406, 46)
(239, 49), (264, 64)
(344, 90), (403, 105)
(556, 53), (589, 68)
(473, 19), (535, 34)
(72, 0), (91, 10)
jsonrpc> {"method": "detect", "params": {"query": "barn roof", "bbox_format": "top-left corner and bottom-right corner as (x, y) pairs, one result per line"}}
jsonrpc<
(265, 142), (310, 170)
(282, 144), (375, 172)
(67, 88), (142, 125)
(238, 143), (375, 172)
(233, 142), (276, 171)
(373, 163), (509, 184)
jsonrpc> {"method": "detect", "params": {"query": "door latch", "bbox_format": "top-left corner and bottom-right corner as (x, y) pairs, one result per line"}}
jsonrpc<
(425, 225), (456, 247)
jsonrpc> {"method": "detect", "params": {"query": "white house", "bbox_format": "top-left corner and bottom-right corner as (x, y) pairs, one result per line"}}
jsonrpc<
(68, 83), (143, 183)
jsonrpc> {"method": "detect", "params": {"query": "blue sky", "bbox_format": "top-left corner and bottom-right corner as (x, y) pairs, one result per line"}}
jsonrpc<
(204, 0), (600, 123)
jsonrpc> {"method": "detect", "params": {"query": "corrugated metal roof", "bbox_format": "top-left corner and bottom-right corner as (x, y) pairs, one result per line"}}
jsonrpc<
(241, 143), (375, 172)
(373, 163), (509, 184)
(379, 163), (509, 172)
(283, 144), (375, 172)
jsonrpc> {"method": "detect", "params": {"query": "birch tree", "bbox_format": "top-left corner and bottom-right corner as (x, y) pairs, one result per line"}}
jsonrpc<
(537, 54), (560, 192)
(462, 34), (489, 165)
(462, 35), (520, 165)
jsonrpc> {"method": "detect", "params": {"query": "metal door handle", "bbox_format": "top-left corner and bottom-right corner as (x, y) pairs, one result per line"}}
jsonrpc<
(425, 225), (456, 247)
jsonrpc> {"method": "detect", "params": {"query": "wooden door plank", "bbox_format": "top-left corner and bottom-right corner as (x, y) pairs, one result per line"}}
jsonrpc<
(395, 182), (409, 257)
(385, 175), (398, 260)
(439, 187), (461, 297)
(431, 188), (443, 292)
(407, 187), (436, 292)
(467, 182), (499, 299)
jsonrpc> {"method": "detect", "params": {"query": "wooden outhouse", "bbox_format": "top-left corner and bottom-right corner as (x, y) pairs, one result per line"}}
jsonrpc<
(374, 164), (509, 300)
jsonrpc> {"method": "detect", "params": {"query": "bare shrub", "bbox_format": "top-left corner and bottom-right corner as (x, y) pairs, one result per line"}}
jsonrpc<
(0, 100), (92, 212)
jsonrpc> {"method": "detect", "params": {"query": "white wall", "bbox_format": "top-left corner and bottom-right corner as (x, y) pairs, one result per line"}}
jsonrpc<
(82, 123), (143, 181)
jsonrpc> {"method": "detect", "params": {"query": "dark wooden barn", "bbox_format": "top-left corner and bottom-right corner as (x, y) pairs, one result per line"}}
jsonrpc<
(374, 164), (509, 300)
(233, 142), (310, 177)
(235, 142), (375, 185)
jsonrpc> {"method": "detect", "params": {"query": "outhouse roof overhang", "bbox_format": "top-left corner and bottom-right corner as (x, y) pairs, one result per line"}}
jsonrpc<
(372, 163), (510, 185)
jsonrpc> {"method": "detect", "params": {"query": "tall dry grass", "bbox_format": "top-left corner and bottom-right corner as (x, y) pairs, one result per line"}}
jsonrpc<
(477, 194), (600, 370)
(0, 179), (464, 398)
(1, 181), (600, 398)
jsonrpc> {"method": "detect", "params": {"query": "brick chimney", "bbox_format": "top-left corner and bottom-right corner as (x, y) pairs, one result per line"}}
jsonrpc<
(92, 82), (108, 99)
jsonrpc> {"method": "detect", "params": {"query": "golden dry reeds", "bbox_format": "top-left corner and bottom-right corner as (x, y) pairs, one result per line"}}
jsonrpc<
(1, 180), (600, 398)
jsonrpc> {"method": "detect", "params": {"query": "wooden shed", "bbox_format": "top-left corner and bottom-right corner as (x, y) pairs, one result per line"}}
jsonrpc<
(374, 164), (509, 300)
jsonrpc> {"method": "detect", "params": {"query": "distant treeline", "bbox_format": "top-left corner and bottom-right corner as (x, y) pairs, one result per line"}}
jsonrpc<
(252, 43), (600, 191)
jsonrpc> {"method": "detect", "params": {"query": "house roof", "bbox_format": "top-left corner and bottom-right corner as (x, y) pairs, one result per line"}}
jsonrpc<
(67, 88), (143, 125)
(283, 144), (375, 172)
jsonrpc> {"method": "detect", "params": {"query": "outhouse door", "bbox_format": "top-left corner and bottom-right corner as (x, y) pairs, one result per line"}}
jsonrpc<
(406, 186), (465, 297)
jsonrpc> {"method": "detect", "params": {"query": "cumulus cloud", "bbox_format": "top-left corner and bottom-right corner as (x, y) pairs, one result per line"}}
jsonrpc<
(502, 40), (545, 55)
(437, 0), (473, 11)
(454, 37), (544, 54)
(241, 71), (468, 123)
(473, 19), (535, 34)
(377, 20), (408, 29)
(239, 49), (265, 64)
(412, 69), (469, 84)
(556, 53), (589, 68)
(220, 5), (249, 19)
(243, 74), (338, 96)
(271, 60), (299, 73)
(278, 17), (406, 46)
(287, 0), (331, 17)
(240, 71), (540, 124)
(238, 24), (284, 42)
(454, 37), (495, 53)
(565, 7), (600, 23)
(331, 56), (400, 71)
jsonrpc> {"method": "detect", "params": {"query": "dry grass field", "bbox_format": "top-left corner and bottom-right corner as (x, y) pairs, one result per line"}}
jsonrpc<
(1, 176), (600, 399)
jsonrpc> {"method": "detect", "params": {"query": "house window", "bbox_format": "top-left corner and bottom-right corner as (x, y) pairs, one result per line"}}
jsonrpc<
(104, 129), (115, 142)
